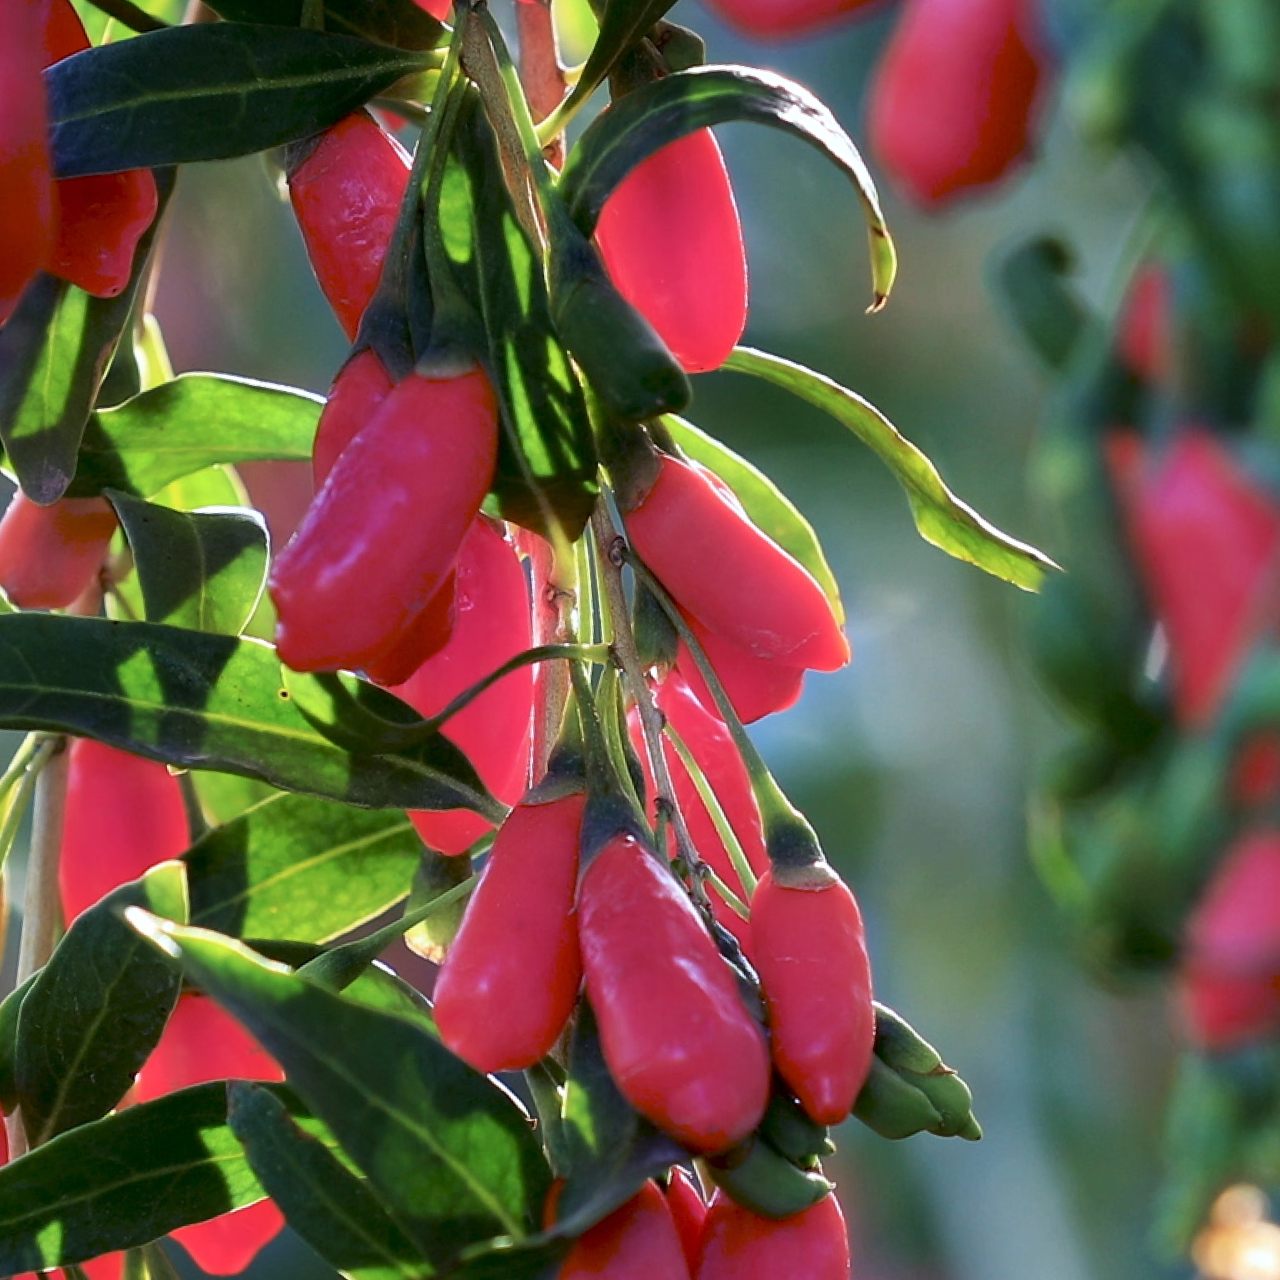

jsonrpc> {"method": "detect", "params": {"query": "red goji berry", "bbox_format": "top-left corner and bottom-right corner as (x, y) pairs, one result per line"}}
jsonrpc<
(578, 833), (770, 1152)
(867, 0), (1045, 208)
(1117, 264), (1172, 386)
(361, 572), (457, 687)
(595, 130), (747, 374)
(1108, 428), (1280, 728)
(389, 516), (534, 854)
(701, 0), (883, 39)
(625, 454), (849, 672)
(0, 493), (118, 611)
(693, 1188), (850, 1280)
(311, 347), (395, 487)
(0, 0), (55, 324)
(16, 1257), (122, 1280)
(433, 790), (586, 1073)
(663, 1167), (708, 1273)
(555, 1180), (691, 1280)
(270, 364), (499, 673)
(750, 868), (876, 1124)
(59, 738), (190, 925)
(287, 111), (411, 340)
(675, 612), (807, 724)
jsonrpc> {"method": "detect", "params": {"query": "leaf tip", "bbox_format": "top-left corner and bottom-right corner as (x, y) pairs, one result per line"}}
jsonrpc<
(123, 905), (182, 958)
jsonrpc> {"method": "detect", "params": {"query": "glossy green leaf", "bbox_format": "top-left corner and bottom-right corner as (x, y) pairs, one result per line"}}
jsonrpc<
(0, 171), (175, 504)
(203, 0), (443, 51)
(132, 918), (553, 1265)
(0, 975), (38, 1115)
(0, 1081), (306, 1271)
(0, 614), (501, 816)
(723, 347), (1058, 591)
(432, 90), (598, 538)
(228, 1082), (434, 1280)
(16, 863), (188, 1146)
(48, 25), (426, 178)
(662, 413), (844, 624)
(558, 65), (896, 311)
(107, 492), (269, 636)
(185, 792), (420, 943)
(67, 374), (321, 500)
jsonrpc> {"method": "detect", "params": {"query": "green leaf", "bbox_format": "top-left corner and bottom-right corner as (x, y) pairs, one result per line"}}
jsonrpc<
(16, 863), (188, 1146)
(990, 236), (1093, 373)
(107, 492), (269, 636)
(203, 0), (443, 51)
(722, 347), (1058, 591)
(433, 90), (598, 538)
(66, 374), (321, 499)
(558, 65), (896, 312)
(0, 614), (502, 816)
(0, 1081), (304, 1271)
(662, 413), (844, 624)
(0, 975), (38, 1115)
(48, 26), (427, 178)
(228, 1082), (434, 1280)
(185, 792), (420, 943)
(131, 919), (552, 1266)
(192, 770), (278, 827)
(0, 171), (176, 504)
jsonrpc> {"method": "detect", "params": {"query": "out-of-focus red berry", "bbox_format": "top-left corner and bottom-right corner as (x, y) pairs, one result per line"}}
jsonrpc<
(0, 493), (118, 611)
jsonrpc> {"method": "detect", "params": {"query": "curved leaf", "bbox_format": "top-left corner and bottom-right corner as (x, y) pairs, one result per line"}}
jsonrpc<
(723, 347), (1058, 591)
(557, 65), (896, 311)
(0, 614), (501, 816)
(48, 25), (426, 178)
(68, 374), (321, 499)
(661, 413), (843, 623)
(204, 0), (443, 51)
(131, 918), (553, 1267)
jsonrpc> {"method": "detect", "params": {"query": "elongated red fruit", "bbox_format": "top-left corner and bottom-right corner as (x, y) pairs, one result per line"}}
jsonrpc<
(701, 0), (883, 38)
(867, 0), (1045, 208)
(391, 516), (534, 853)
(311, 348), (395, 486)
(0, 493), (118, 610)
(556, 1180), (691, 1280)
(1108, 428), (1280, 728)
(433, 791), (586, 1072)
(134, 994), (285, 1275)
(675, 612), (807, 724)
(750, 868), (875, 1124)
(595, 130), (747, 374)
(664, 1168), (708, 1273)
(271, 365), (499, 673)
(1176, 830), (1280, 1050)
(288, 111), (411, 339)
(694, 1188), (850, 1280)
(59, 738), (190, 923)
(0, 0), (54, 324)
(578, 834), (770, 1152)
(626, 455), (849, 671)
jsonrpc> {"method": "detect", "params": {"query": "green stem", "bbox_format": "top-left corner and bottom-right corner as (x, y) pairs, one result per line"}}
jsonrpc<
(703, 868), (750, 921)
(0, 738), (56, 878)
(84, 0), (167, 32)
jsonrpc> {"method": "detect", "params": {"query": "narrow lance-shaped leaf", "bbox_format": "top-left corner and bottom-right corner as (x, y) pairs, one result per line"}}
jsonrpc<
(0, 614), (502, 816)
(48, 25), (427, 178)
(0, 170), (176, 504)
(228, 1082), (435, 1280)
(185, 792), (421, 944)
(107, 492), (269, 636)
(723, 347), (1058, 591)
(67, 374), (322, 500)
(16, 862), (189, 1146)
(661, 413), (844, 624)
(557, 65), (897, 311)
(201, 0), (443, 51)
(130, 917), (553, 1268)
(0, 1082), (318, 1272)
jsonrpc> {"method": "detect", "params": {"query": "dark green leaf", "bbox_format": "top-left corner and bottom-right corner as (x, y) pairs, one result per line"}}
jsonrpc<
(186, 792), (420, 943)
(108, 492), (268, 635)
(48, 25), (426, 179)
(428, 89), (598, 538)
(132, 919), (552, 1266)
(990, 236), (1093, 372)
(203, 0), (443, 51)
(0, 171), (175, 504)
(0, 975), (38, 1115)
(16, 863), (187, 1146)
(68, 373), (320, 499)
(558, 65), (896, 311)
(555, 1002), (684, 1238)
(0, 1082), (306, 1271)
(228, 1082), (434, 1280)
(722, 347), (1058, 591)
(0, 614), (503, 816)
(662, 413), (843, 623)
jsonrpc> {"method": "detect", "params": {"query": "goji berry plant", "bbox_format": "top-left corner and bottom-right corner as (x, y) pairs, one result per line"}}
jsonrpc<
(0, 0), (1063, 1277)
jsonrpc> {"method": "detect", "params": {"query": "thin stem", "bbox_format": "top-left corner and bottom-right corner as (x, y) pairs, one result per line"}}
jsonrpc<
(84, 0), (167, 32)
(703, 868), (750, 921)
(0, 738), (55, 878)
(0, 734), (45, 818)
(515, 0), (568, 168)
